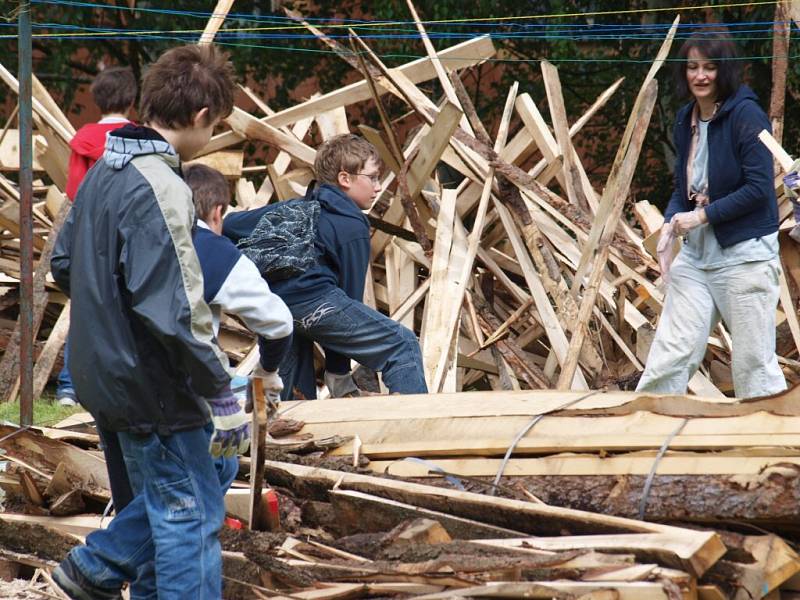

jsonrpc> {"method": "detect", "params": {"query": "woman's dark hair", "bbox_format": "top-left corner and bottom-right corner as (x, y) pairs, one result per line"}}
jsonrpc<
(674, 28), (741, 101)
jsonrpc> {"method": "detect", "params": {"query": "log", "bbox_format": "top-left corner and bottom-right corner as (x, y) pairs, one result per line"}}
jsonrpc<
(0, 516), (80, 563)
(497, 470), (800, 525)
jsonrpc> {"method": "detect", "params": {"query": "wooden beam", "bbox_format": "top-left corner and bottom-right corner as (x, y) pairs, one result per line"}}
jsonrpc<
(571, 17), (678, 294)
(224, 107), (316, 166)
(198, 0), (235, 45)
(370, 452), (800, 477)
(199, 36), (495, 155)
(557, 78), (659, 388)
(428, 85), (517, 392)
(540, 60), (593, 213)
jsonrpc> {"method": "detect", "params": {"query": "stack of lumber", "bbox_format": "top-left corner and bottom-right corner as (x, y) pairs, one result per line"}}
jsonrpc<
(4, 433), (800, 599)
(269, 384), (800, 531)
(1, 393), (800, 597)
(0, 2), (800, 401)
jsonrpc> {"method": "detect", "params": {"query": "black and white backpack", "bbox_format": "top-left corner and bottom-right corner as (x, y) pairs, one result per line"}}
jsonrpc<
(236, 186), (321, 281)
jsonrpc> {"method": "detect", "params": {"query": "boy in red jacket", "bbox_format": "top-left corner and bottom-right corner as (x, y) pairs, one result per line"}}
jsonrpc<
(58, 66), (137, 406)
(65, 67), (137, 201)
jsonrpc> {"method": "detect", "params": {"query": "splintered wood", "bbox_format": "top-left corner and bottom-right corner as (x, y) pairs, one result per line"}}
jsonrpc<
(2, 5), (800, 400)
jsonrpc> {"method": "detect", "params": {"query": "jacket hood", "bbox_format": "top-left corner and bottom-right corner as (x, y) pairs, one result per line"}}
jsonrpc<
(314, 183), (369, 225)
(103, 124), (178, 170)
(716, 84), (759, 118)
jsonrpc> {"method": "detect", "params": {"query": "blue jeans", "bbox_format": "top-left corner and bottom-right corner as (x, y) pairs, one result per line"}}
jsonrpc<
(56, 336), (75, 399)
(68, 424), (238, 600)
(280, 287), (427, 399)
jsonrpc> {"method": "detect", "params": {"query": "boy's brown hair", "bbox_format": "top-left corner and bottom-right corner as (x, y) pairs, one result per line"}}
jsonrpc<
(91, 67), (137, 115)
(314, 134), (381, 187)
(183, 163), (230, 221)
(140, 45), (235, 129)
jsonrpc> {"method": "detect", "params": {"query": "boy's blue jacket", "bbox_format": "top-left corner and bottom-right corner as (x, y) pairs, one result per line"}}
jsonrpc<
(663, 85), (778, 248)
(223, 183), (371, 307)
(223, 183), (370, 375)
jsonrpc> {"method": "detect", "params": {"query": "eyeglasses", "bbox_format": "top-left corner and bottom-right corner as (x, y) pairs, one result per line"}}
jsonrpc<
(348, 172), (382, 184)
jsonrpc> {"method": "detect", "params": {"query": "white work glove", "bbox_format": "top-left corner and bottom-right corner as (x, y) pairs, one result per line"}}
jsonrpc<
(324, 371), (360, 398)
(671, 208), (706, 236)
(246, 367), (283, 413)
(656, 221), (676, 285)
(206, 386), (250, 458)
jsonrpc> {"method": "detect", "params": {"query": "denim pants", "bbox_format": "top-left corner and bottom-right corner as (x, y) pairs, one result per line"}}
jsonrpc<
(69, 424), (238, 600)
(280, 287), (427, 399)
(56, 336), (75, 399)
(637, 255), (786, 398)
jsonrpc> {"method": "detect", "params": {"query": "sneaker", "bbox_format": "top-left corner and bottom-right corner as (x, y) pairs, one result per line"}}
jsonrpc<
(52, 557), (122, 600)
(58, 395), (77, 407)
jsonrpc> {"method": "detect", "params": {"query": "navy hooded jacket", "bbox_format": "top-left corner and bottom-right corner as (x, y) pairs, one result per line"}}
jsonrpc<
(663, 85), (778, 248)
(223, 183), (370, 373)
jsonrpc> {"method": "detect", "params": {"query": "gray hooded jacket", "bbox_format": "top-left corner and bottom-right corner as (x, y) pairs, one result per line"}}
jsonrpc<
(51, 124), (230, 434)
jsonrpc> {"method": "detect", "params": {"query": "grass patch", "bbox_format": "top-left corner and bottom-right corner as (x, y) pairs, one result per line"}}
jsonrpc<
(0, 391), (85, 427)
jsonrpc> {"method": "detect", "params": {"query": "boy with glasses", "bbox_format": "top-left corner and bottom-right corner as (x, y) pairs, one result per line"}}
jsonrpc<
(224, 134), (427, 399)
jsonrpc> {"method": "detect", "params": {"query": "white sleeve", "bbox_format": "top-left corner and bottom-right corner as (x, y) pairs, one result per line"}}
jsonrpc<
(211, 255), (293, 340)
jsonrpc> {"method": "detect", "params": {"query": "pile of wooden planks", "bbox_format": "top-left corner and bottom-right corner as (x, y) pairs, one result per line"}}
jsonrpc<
(0, 2), (799, 400)
(267, 384), (800, 531)
(2, 391), (800, 598)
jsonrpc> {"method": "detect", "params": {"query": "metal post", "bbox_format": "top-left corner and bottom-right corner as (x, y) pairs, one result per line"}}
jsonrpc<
(18, 1), (34, 426)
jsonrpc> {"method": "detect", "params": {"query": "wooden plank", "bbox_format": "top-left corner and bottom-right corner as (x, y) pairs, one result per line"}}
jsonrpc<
(557, 78), (659, 388)
(255, 113), (314, 205)
(540, 60), (593, 213)
(225, 107), (316, 166)
(371, 452), (800, 477)
(571, 17), (679, 294)
(34, 118), (71, 191)
(407, 102), (463, 199)
(0, 513), (101, 538)
(404, 0), (475, 137)
(315, 105), (349, 140)
(514, 93), (564, 187)
(199, 36), (495, 155)
(198, 0), (235, 45)
(415, 580), (680, 600)
(276, 389), (746, 423)
(475, 535), (714, 580)
(31, 75), (75, 139)
(421, 188), (461, 389)
(634, 200), (665, 237)
(0, 62), (73, 144)
(184, 150), (243, 179)
(0, 424), (109, 493)
(31, 300), (69, 400)
(491, 196), (588, 389)
(0, 129), (44, 171)
(429, 84), (516, 392)
(258, 460), (725, 577)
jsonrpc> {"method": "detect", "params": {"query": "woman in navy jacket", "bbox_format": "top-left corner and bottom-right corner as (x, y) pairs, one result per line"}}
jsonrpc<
(636, 30), (786, 398)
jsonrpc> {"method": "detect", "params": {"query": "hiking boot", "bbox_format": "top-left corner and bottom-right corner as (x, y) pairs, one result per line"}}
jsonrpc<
(51, 557), (122, 600)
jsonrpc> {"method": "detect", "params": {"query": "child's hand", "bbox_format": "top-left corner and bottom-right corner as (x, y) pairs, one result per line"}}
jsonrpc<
(206, 387), (250, 458)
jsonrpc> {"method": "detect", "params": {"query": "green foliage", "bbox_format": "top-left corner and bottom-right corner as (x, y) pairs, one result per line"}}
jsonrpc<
(0, 393), (84, 427)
